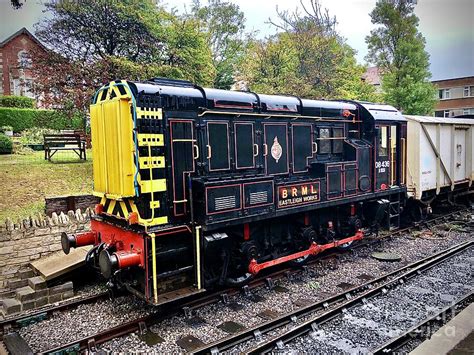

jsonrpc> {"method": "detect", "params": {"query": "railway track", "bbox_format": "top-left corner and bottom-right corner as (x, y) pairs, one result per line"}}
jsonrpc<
(1, 207), (471, 353)
(241, 240), (473, 354)
(0, 292), (109, 336)
(371, 291), (473, 354)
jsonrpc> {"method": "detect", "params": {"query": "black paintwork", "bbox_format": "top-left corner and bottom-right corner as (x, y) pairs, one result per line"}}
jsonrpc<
(95, 78), (407, 233)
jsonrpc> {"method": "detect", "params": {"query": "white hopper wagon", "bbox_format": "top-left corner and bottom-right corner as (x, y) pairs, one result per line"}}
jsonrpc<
(404, 115), (473, 205)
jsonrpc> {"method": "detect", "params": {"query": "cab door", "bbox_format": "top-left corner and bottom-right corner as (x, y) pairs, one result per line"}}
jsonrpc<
(169, 119), (197, 217)
(374, 124), (390, 190)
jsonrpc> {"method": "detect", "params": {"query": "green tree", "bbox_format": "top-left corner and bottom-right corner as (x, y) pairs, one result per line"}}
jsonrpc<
(239, 0), (379, 101)
(365, 0), (437, 114)
(191, 0), (246, 89)
(32, 0), (215, 118)
(35, 0), (168, 63)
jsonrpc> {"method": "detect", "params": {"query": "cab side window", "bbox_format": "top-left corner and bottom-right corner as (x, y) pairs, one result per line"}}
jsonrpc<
(332, 127), (344, 154)
(378, 126), (388, 157)
(318, 128), (331, 154)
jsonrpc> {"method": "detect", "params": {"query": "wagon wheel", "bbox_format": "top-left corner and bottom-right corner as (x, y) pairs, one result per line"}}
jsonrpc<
(410, 203), (427, 223)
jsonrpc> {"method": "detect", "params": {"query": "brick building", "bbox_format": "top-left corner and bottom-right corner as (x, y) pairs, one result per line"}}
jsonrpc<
(432, 76), (474, 117)
(362, 66), (382, 93)
(0, 27), (46, 98)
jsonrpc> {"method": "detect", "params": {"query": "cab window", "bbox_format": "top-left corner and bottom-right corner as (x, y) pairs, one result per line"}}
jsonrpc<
(378, 126), (388, 157)
(318, 128), (331, 154)
(332, 127), (344, 154)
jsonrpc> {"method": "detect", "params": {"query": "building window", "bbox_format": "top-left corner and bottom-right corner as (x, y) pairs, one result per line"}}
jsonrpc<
(434, 111), (443, 117)
(464, 86), (474, 97)
(439, 89), (450, 100)
(17, 50), (32, 68)
(444, 110), (450, 118)
(463, 108), (474, 115)
(12, 78), (34, 98)
(12, 79), (21, 96)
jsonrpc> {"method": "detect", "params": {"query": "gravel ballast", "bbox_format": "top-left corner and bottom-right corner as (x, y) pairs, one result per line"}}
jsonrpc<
(15, 216), (472, 353)
(102, 227), (472, 352)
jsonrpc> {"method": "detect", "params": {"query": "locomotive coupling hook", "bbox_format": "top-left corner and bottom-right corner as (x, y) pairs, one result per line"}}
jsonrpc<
(61, 231), (97, 254)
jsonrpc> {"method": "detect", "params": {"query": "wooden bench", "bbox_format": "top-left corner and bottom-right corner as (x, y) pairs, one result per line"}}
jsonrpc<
(43, 133), (87, 161)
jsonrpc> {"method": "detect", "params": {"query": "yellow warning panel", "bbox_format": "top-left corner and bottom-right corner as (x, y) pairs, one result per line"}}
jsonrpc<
(90, 97), (135, 198)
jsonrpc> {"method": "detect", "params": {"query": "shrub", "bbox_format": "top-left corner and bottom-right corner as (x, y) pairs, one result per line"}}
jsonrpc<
(0, 133), (13, 154)
(0, 95), (35, 109)
(19, 127), (59, 145)
(0, 107), (83, 132)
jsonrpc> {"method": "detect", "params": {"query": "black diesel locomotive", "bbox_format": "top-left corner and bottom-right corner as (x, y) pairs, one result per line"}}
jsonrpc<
(62, 78), (407, 304)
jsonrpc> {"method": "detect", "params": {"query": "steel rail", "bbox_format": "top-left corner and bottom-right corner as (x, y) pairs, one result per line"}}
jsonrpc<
(244, 240), (473, 354)
(2, 207), (468, 336)
(8, 207), (470, 353)
(371, 291), (474, 354)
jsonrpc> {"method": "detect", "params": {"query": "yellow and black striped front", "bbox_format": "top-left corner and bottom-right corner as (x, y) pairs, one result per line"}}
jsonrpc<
(91, 81), (168, 228)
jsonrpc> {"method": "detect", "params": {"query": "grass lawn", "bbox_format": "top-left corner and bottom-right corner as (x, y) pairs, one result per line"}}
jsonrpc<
(0, 150), (93, 222)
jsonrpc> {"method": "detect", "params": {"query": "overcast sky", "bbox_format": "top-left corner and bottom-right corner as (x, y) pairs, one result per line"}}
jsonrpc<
(0, 0), (472, 81)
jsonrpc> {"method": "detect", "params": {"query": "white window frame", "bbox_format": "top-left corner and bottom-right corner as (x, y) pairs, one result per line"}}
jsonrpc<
(443, 110), (450, 118)
(464, 86), (474, 97)
(12, 79), (21, 96)
(439, 88), (451, 100)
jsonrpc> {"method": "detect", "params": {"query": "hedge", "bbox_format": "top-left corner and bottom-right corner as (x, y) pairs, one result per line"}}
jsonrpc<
(0, 107), (83, 132)
(0, 95), (35, 109)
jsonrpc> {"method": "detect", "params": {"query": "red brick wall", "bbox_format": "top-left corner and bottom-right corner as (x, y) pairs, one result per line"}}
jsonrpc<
(0, 33), (45, 96)
(436, 97), (474, 110)
(433, 77), (474, 89)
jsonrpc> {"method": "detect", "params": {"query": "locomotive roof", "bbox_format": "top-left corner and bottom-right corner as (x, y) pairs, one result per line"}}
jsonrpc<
(129, 79), (358, 117)
(349, 101), (406, 122)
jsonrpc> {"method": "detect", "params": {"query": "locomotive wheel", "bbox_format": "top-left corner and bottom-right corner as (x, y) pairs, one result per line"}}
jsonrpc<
(225, 272), (254, 287)
(337, 240), (355, 250)
(289, 254), (310, 266)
